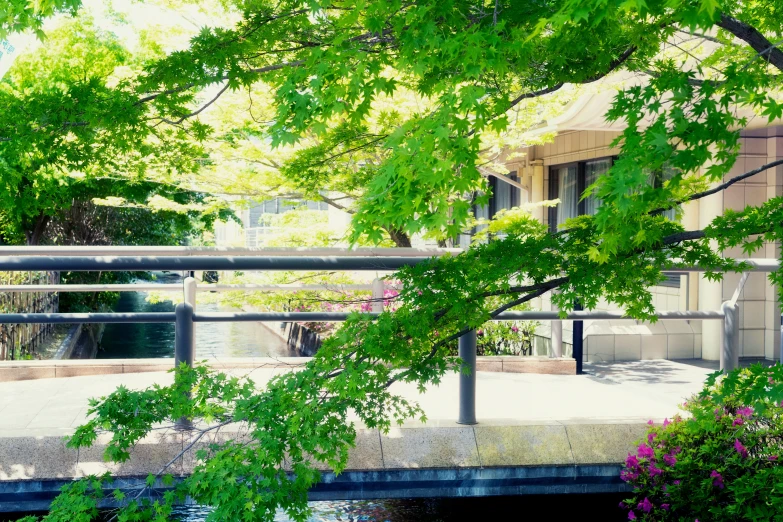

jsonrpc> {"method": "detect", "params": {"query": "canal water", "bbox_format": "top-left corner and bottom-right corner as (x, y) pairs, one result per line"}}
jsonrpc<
(97, 273), (294, 359)
(9, 494), (627, 521)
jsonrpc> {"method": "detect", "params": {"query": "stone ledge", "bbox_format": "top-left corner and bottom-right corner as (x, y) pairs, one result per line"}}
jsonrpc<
(477, 356), (575, 375)
(0, 356), (575, 382)
(0, 423), (647, 481)
(0, 357), (313, 382)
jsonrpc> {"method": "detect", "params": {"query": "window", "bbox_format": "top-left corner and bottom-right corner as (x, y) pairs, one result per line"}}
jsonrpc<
(458, 172), (520, 246)
(548, 157), (681, 287)
(548, 159), (611, 232)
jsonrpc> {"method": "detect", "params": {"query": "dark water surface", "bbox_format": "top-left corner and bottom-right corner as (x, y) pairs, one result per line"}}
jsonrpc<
(97, 273), (294, 359)
(9, 494), (627, 521)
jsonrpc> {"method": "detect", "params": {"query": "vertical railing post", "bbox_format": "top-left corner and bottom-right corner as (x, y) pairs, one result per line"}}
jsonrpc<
(457, 329), (477, 425)
(175, 301), (194, 369)
(721, 301), (739, 373)
(551, 289), (563, 358)
(572, 300), (584, 374)
(183, 276), (197, 348)
(174, 298), (195, 430)
(371, 277), (384, 313)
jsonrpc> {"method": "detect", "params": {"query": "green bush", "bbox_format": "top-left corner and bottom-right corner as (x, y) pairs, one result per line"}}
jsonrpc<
(620, 364), (783, 521)
(476, 320), (537, 355)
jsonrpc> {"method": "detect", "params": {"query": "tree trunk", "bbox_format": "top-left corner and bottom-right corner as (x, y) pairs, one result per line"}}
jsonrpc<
(387, 227), (412, 247)
(25, 214), (50, 246)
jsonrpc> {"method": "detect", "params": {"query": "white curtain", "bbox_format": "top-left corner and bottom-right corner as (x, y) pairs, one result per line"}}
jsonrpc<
(555, 166), (578, 226)
(494, 180), (511, 212)
(648, 167), (677, 221)
(584, 159), (611, 216)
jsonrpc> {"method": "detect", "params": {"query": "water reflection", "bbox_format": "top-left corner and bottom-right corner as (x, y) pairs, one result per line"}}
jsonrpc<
(98, 273), (295, 359)
(171, 495), (627, 521)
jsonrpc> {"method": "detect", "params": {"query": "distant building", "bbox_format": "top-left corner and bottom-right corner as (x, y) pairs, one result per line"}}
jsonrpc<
(213, 197), (330, 248)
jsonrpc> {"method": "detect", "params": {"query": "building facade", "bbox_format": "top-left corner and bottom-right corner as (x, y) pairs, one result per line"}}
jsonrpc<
(503, 104), (782, 363)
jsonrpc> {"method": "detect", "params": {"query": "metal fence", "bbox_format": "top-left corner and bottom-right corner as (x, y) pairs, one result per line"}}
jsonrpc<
(0, 248), (777, 424)
(0, 271), (59, 360)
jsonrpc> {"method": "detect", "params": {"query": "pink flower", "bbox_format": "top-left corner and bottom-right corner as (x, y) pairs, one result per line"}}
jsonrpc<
(732, 417), (744, 426)
(768, 455), (778, 461)
(737, 406), (754, 417)
(734, 439), (749, 458)
(648, 432), (657, 444)
(637, 443), (654, 459)
(710, 470), (725, 489)
(649, 464), (663, 476)
(628, 511), (636, 520)
(673, 480), (681, 485)
(647, 420), (654, 425)
(476, 329), (484, 336)
(620, 469), (639, 482)
(625, 454), (640, 469)
(672, 446), (682, 455)
(663, 418), (671, 427)
(663, 453), (677, 466)
(638, 498), (653, 513)
(511, 326), (519, 333)
(662, 504), (670, 511)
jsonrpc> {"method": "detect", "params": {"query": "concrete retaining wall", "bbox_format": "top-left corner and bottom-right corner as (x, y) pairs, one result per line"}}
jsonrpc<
(52, 325), (82, 360)
(0, 421), (644, 512)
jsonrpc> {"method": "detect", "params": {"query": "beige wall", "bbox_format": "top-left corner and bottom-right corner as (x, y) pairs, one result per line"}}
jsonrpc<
(512, 127), (781, 361)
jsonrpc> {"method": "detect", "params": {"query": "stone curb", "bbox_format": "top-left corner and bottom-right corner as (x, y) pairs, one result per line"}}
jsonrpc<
(0, 356), (575, 382)
(0, 422), (647, 482)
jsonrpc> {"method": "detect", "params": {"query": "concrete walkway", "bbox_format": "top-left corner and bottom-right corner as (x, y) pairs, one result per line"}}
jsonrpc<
(0, 360), (713, 510)
(0, 359), (710, 434)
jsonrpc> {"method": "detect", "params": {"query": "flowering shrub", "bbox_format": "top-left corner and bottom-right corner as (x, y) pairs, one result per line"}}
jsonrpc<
(620, 364), (783, 521)
(475, 320), (538, 355)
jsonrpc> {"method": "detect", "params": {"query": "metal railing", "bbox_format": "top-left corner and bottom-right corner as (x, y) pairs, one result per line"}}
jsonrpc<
(0, 247), (777, 425)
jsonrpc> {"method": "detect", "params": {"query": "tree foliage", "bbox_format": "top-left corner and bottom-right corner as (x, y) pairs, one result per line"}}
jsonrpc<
(0, 15), (225, 245)
(8, 0), (783, 520)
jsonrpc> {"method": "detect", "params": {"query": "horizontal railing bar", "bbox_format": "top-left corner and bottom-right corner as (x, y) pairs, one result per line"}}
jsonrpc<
(0, 284), (182, 292)
(495, 310), (726, 320)
(0, 283), (376, 293)
(0, 313), (176, 324)
(0, 256), (428, 272)
(198, 284), (375, 292)
(0, 310), (725, 324)
(194, 312), (379, 322)
(0, 247), (460, 257)
(192, 310), (725, 322)
(0, 256), (777, 274)
(663, 259), (780, 272)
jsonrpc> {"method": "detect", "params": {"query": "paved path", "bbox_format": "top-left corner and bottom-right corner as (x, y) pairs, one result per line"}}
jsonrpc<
(0, 360), (711, 435)
(0, 360), (714, 509)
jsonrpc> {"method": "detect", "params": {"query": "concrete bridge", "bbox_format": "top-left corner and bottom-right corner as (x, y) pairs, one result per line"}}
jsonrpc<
(0, 359), (712, 513)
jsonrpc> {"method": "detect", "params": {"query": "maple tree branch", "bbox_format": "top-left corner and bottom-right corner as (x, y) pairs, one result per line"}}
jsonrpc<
(159, 82), (231, 125)
(716, 14), (783, 72)
(651, 157), (783, 214)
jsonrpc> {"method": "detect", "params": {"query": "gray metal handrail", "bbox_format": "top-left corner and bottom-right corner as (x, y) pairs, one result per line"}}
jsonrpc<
(0, 251), (779, 426)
